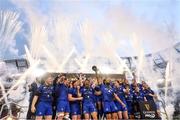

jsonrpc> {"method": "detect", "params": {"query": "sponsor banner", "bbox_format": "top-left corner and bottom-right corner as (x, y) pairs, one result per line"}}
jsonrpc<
(134, 101), (158, 119)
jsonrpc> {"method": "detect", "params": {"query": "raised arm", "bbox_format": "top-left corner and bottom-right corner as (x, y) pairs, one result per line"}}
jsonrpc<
(77, 85), (82, 97)
(96, 76), (103, 85)
(57, 76), (66, 84)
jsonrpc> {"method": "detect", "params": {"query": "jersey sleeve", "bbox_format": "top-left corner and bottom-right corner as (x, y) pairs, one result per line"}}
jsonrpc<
(112, 87), (116, 94)
(35, 85), (43, 96)
(151, 89), (155, 94)
(68, 88), (73, 94)
(55, 84), (60, 97)
(142, 92), (145, 98)
(100, 84), (105, 92)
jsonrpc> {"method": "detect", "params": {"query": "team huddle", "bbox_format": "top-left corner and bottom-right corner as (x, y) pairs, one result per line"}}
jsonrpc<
(29, 73), (159, 120)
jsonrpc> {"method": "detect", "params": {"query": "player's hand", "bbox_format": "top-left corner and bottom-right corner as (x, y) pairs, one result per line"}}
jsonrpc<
(31, 106), (36, 113)
(149, 93), (153, 96)
(122, 103), (126, 108)
(77, 97), (83, 100)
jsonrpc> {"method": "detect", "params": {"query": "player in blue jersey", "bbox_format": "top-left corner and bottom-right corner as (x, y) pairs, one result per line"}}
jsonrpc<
(143, 83), (156, 101)
(123, 78), (130, 87)
(80, 79), (98, 120)
(68, 80), (83, 120)
(124, 85), (134, 119)
(143, 83), (162, 117)
(94, 84), (103, 119)
(55, 75), (70, 120)
(31, 73), (54, 120)
(113, 80), (128, 119)
(96, 78), (126, 120)
(133, 86), (147, 102)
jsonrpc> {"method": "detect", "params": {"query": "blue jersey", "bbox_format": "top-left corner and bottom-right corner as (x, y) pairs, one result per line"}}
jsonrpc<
(143, 89), (155, 101)
(55, 83), (69, 101)
(37, 84), (54, 102)
(125, 92), (133, 105)
(131, 83), (142, 91)
(68, 87), (81, 115)
(100, 84), (115, 102)
(80, 87), (96, 104)
(139, 84), (143, 91)
(133, 92), (145, 102)
(114, 86), (126, 102)
(68, 87), (80, 104)
(125, 92), (134, 114)
(94, 85), (102, 102)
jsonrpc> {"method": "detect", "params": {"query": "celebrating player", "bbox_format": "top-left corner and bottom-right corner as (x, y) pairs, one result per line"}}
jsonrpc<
(55, 75), (70, 120)
(113, 80), (129, 119)
(96, 78), (125, 119)
(68, 80), (83, 120)
(31, 74), (54, 120)
(80, 79), (98, 120)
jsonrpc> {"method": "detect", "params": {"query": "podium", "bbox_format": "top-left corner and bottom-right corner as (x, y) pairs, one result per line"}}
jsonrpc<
(133, 101), (159, 119)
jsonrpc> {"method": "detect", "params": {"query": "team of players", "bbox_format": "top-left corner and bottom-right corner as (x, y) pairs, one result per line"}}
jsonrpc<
(30, 73), (158, 120)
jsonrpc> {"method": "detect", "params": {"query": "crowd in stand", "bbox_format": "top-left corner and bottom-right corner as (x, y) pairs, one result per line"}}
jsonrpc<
(27, 73), (160, 120)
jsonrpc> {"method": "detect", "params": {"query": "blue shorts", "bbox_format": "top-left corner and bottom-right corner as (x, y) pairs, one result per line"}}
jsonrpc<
(103, 101), (118, 113)
(126, 102), (133, 115)
(36, 101), (53, 116)
(70, 103), (81, 115)
(83, 102), (97, 114)
(115, 101), (128, 112)
(57, 100), (70, 113)
(96, 95), (102, 102)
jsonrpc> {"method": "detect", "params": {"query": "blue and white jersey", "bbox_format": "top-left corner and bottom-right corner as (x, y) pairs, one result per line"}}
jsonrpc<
(55, 83), (69, 101)
(143, 88), (155, 101)
(114, 86), (126, 102)
(100, 84), (115, 102)
(80, 87), (96, 104)
(68, 87), (80, 104)
(133, 92), (145, 102)
(37, 84), (54, 102)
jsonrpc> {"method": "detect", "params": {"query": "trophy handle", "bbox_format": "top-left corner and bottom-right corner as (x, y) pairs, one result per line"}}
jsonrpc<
(92, 65), (100, 81)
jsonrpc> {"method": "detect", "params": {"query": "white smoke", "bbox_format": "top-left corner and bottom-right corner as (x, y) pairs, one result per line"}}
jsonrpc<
(0, 10), (23, 58)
